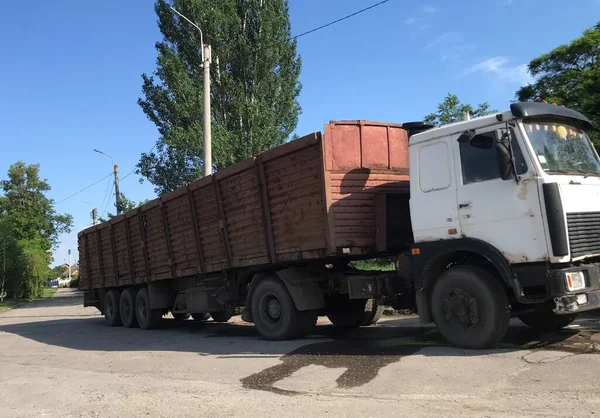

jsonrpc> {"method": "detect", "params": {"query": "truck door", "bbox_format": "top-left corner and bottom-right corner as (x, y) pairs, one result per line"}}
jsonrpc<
(452, 124), (548, 263)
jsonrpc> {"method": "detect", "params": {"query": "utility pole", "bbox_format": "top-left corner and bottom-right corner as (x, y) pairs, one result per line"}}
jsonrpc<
(94, 149), (121, 215)
(169, 7), (212, 177)
(114, 164), (122, 215)
(68, 249), (71, 281)
(91, 208), (98, 226)
(203, 44), (212, 176)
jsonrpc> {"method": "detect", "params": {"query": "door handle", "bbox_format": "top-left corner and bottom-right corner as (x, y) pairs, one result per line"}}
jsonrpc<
(459, 202), (472, 209)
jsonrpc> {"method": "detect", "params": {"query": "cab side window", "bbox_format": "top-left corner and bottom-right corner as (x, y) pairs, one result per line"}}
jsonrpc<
(459, 130), (527, 184)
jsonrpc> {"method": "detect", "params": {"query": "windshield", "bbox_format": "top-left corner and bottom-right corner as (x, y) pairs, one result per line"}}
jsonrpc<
(524, 120), (600, 176)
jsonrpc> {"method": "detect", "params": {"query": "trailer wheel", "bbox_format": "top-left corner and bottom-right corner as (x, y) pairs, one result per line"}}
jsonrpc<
(192, 313), (210, 321)
(104, 289), (122, 327)
(119, 288), (139, 328)
(362, 299), (385, 326)
(518, 311), (577, 332)
(135, 288), (162, 330)
(172, 312), (190, 320)
(251, 277), (306, 340)
(326, 295), (368, 329)
(210, 311), (232, 323)
(431, 266), (510, 349)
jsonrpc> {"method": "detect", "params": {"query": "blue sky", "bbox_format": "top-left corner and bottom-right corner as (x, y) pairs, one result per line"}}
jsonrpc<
(1, 0), (599, 265)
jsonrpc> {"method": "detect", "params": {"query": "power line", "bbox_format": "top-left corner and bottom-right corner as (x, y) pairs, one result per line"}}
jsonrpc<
(97, 175), (114, 217)
(121, 144), (156, 182)
(289, 0), (392, 42)
(100, 181), (115, 219)
(55, 172), (113, 205)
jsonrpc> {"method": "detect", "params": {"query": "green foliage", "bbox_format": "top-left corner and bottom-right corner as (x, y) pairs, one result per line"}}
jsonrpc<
(516, 22), (600, 149)
(69, 277), (80, 289)
(424, 93), (497, 126)
(138, 0), (302, 195)
(0, 162), (72, 299)
(351, 258), (395, 272)
(98, 193), (146, 223)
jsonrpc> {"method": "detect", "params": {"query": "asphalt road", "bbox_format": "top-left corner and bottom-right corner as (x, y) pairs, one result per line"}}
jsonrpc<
(1, 289), (600, 418)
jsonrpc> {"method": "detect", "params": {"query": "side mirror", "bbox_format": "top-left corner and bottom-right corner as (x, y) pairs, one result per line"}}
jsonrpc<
(496, 141), (515, 180)
(457, 130), (493, 149)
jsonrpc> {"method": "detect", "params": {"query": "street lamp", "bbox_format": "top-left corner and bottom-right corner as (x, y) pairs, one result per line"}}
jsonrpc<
(93, 149), (122, 215)
(169, 7), (212, 177)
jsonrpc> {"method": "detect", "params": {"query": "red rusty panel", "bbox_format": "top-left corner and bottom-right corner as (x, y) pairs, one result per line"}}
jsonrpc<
(389, 126), (409, 169)
(331, 124), (361, 170)
(361, 125), (390, 169)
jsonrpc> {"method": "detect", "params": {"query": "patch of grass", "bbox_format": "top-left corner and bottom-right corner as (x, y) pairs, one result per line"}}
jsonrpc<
(0, 287), (57, 313)
(351, 258), (395, 271)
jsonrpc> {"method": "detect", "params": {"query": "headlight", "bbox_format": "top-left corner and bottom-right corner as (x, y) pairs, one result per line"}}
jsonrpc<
(565, 271), (586, 292)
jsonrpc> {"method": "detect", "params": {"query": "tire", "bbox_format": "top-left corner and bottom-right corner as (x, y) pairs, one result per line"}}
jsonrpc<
(192, 313), (211, 321)
(251, 277), (306, 340)
(104, 289), (122, 327)
(210, 311), (232, 323)
(172, 312), (191, 320)
(135, 288), (162, 330)
(326, 295), (368, 329)
(119, 288), (139, 328)
(431, 266), (510, 349)
(519, 311), (577, 332)
(362, 299), (385, 326)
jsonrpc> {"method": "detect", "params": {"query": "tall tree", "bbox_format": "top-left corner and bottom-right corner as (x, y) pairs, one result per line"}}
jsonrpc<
(98, 193), (147, 223)
(0, 162), (72, 298)
(0, 162), (72, 249)
(516, 22), (600, 148)
(138, 0), (302, 195)
(424, 93), (497, 126)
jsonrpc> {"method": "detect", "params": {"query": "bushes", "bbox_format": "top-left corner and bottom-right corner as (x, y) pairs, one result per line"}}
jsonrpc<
(69, 277), (80, 289)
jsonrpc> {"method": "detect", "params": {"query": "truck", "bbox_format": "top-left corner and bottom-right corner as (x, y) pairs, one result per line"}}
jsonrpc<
(78, 102), (600, 349)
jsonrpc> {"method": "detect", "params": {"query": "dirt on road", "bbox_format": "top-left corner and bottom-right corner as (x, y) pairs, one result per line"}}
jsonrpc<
(1, 288), (599, 418)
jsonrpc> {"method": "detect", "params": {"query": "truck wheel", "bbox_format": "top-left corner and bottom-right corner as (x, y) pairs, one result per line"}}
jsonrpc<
(135, 288), (162, 330)
(119, 288), (139, 328)
(362, 299), (385, 326)
(251, 277), (306, 340)
(431, 266), (510, 349)
(210, 311), (232, 323)
(104, 289), (122, 327)
(192, 313), (210, 321)
(172, 312), (190, 320)
(326, 295), (368, 329)
(518, 311), (577, 332)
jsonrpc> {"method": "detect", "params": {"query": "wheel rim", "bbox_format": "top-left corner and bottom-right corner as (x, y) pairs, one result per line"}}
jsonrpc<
(138, 297), (147, 322)
(442, 288), (479, 330)
(122, 297), (131, 320)
(106, 297), (114, 318)
(260, 294), (282, 325)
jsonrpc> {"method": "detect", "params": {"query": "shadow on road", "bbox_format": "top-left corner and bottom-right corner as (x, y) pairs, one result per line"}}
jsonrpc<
(1, 289), (599, 395)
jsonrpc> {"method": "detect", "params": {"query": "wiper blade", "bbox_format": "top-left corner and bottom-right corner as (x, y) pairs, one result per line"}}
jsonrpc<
(546, 168), (598, 178)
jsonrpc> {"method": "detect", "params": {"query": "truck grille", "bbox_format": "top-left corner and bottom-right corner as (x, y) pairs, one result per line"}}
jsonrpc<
(567, 212), (600, 258)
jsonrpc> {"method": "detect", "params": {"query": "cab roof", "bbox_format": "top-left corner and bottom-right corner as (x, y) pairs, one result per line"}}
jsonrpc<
(409, 102), (593, 145)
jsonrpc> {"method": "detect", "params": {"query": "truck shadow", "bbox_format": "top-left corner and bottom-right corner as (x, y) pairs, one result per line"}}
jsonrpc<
(1, 293), (599, 395)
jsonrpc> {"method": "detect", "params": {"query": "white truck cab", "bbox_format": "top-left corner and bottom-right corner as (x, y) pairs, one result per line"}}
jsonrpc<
(404, 102), (600, 348)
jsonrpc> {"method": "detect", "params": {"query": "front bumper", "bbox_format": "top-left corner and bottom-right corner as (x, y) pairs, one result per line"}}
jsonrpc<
(513, 261), (600, 314)
(547, 263), (600, 314)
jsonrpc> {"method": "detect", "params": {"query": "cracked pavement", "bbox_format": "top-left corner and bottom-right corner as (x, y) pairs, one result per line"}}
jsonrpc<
(1, 288), (600, 418)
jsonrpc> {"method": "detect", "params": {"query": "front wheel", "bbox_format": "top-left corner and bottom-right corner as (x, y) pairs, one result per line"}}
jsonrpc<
(431, 266), (510, 349)
(518, 311), (577, 332)
(362, 299), (385, 326)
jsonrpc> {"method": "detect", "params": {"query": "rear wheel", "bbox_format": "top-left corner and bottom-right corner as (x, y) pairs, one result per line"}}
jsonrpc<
(431, 266), (510, 349)
(326, 295), (368, 329)
(104, 289), (122, 327)
(135, 288), (162, 330)
(172, 312), (191, 320)
(362, 299), (385, 326)
(519, 310), (577, 332)
(119, 288), (139, 328)
(251, 277), (312, 340)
